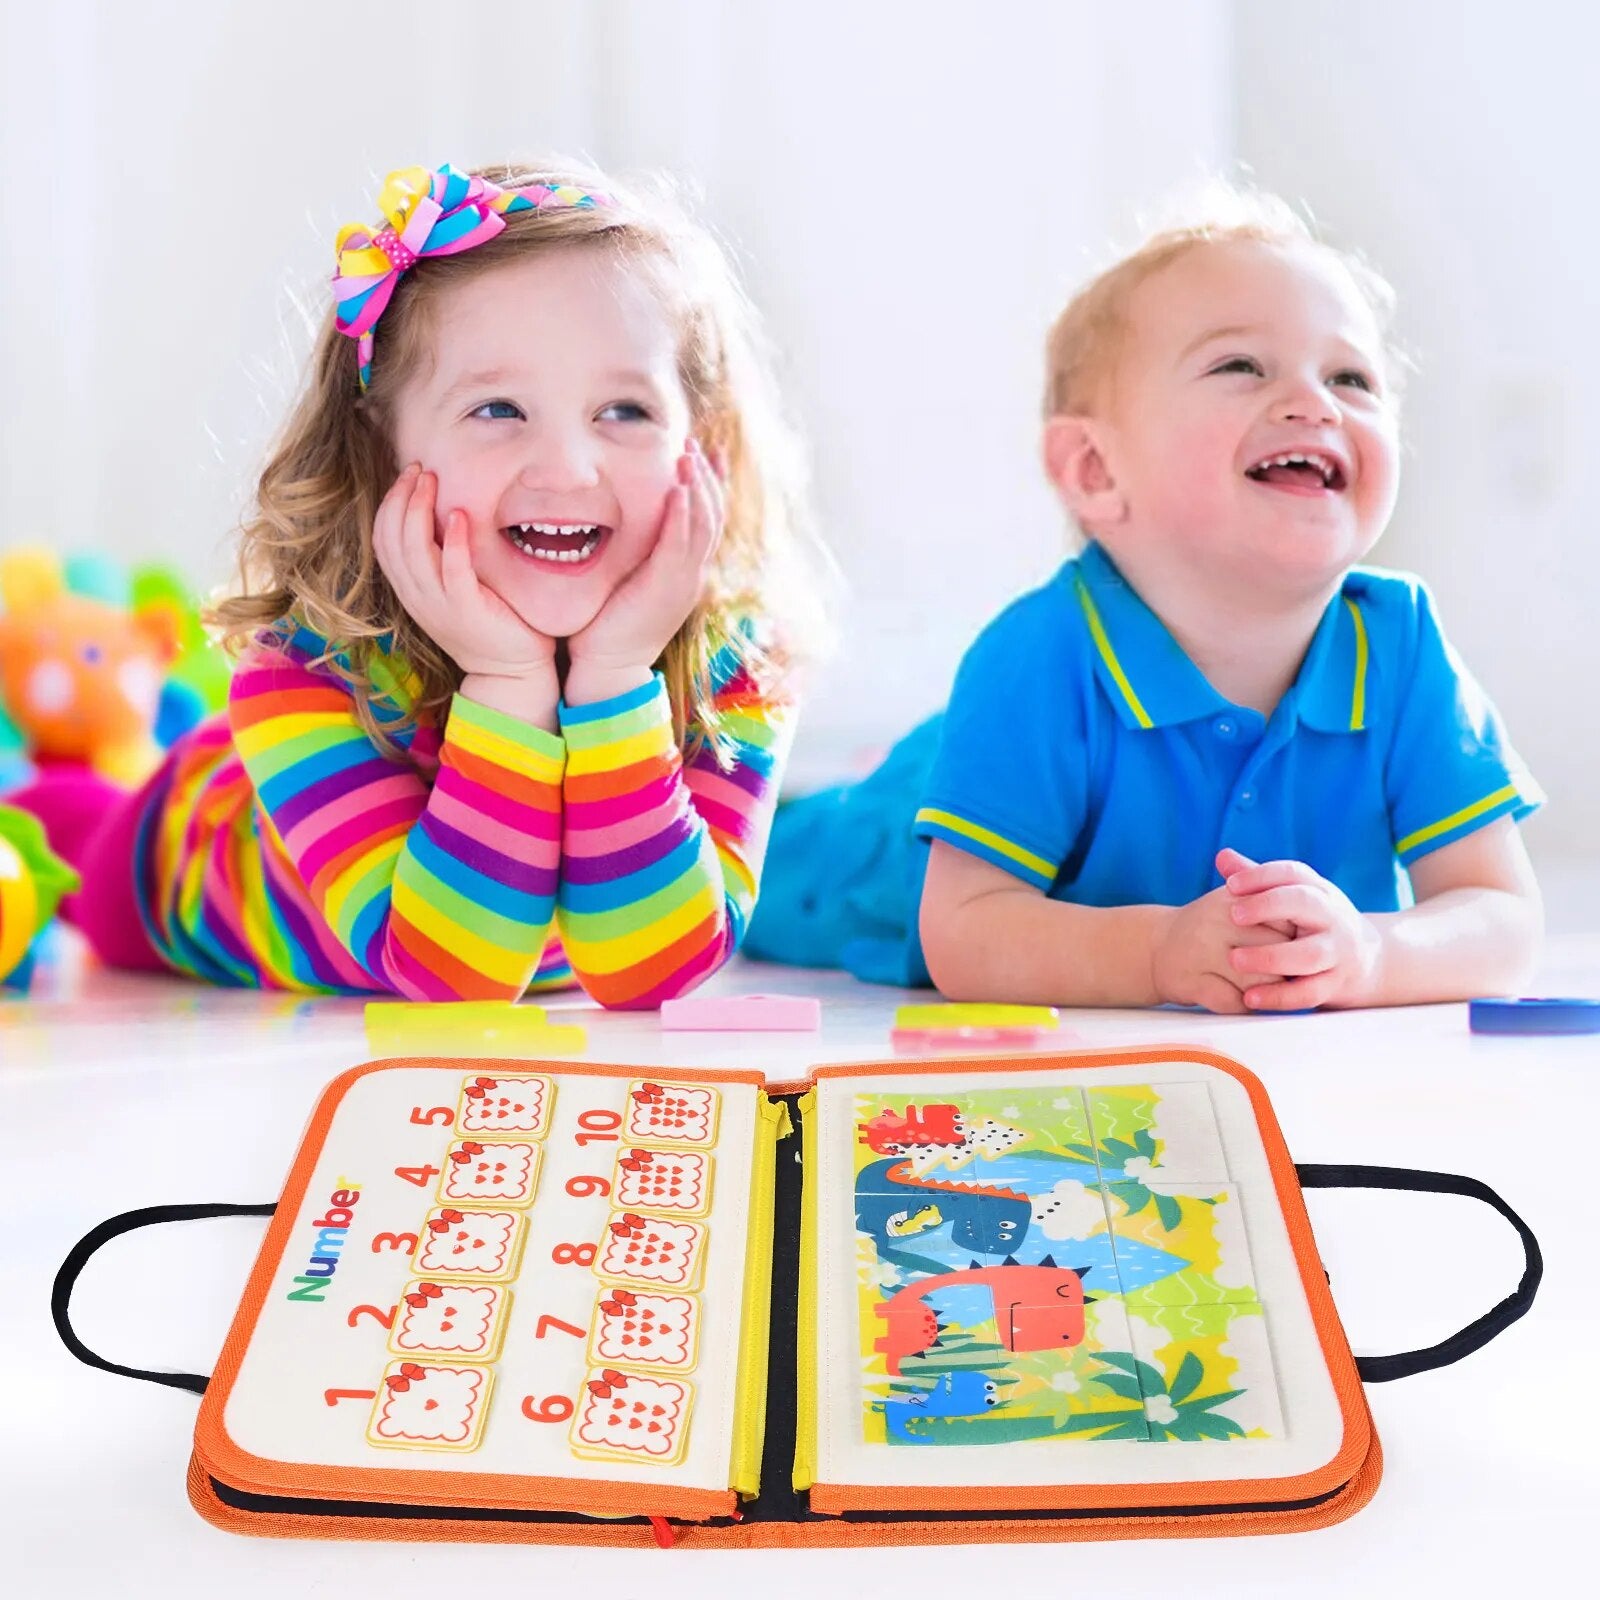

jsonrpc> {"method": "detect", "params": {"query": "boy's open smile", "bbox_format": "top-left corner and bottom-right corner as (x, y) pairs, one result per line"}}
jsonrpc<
(1243, 445), (1349, 495)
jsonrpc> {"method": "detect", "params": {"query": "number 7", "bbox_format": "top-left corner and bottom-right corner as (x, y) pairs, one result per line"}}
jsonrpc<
(535, 1314), (586, 1340)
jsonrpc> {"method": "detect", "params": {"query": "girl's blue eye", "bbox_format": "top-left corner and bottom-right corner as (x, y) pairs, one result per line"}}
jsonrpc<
(598, 401), (651, 423)
(471, 399), (523, 421)
(1331, 369), (1374, 392)
(1210, 356), (1263, 376)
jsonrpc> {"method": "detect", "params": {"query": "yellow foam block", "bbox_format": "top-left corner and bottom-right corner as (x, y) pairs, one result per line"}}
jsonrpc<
(892, 1003), (1060, 1031)
(365, 1001), (586, 1058)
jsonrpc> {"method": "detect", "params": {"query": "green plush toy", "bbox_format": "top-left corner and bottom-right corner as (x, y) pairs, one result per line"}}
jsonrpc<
(0, 804), (79, 991)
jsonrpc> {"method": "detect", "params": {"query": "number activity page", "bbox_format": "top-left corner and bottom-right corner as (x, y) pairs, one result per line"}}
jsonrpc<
(221, 1064), (759, 1492)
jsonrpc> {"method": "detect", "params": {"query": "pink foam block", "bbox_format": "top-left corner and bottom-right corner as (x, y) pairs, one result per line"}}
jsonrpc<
(890, 1026), (1056, 1053)
(659, 994), (822, 1032)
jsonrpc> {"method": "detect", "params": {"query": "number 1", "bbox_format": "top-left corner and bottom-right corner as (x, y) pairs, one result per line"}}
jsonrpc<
(324, 1388), (377, 1407)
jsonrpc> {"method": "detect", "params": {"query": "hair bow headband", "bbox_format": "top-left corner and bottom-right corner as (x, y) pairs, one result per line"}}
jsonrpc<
(331, 163), (612, 389)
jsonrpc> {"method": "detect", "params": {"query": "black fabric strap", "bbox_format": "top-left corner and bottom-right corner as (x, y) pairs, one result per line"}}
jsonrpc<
(52, 1202), (277, 1396)
(1295, 1163), (1541, 1382)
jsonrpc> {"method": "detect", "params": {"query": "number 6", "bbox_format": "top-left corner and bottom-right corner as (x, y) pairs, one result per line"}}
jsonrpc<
(521, 1394), (575, 1423)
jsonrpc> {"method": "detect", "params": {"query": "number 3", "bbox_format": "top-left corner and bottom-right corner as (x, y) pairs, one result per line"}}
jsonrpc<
(371, 1232), (419, 1254)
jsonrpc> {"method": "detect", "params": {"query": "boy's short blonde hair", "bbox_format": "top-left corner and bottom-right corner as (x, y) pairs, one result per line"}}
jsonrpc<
(1043, 183), (1404, 418)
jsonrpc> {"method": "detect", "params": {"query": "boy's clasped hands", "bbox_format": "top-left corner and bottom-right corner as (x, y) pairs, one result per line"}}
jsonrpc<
(1153, 847), (1382, 1014)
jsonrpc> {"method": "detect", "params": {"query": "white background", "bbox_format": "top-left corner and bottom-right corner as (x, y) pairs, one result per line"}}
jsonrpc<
(7, 0), (1594, 878)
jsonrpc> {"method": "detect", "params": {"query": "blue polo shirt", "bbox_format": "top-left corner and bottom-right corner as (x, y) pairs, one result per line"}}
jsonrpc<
(913, 542), (1542, 912)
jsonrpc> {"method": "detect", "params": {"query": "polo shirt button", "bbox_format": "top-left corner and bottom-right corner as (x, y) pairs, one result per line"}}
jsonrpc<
(1214, 717), (1238, 740)
(1236, 788), (1257, 809)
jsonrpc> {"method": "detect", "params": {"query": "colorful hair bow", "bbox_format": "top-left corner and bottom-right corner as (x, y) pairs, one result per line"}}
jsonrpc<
(331, 163), (612, 388)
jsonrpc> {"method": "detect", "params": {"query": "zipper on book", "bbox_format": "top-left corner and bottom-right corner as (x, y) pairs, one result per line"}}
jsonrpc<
(791, 1090), (819, 1492)
(729, 1095), (786, 1495)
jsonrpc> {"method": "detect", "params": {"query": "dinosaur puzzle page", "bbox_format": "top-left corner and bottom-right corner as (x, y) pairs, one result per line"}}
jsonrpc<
(807, 1055), (1352, 1508)
(209, 1061), (765, 1510)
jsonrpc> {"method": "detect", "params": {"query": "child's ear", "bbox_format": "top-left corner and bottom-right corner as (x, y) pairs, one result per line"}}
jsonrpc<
(1042, 415), (1126, 531)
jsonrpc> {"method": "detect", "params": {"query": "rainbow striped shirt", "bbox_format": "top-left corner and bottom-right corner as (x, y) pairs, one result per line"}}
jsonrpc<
(136, 623), (793, 1005)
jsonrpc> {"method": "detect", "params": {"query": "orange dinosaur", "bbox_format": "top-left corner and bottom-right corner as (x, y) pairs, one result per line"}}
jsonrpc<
(872, 1256), (1093, 1374)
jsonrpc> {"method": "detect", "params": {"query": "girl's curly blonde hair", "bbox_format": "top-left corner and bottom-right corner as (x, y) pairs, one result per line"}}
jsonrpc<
(211, 157), (822, 761)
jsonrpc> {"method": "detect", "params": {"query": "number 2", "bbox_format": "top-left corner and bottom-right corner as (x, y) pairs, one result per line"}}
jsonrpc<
(347, 1304), (397, 1331)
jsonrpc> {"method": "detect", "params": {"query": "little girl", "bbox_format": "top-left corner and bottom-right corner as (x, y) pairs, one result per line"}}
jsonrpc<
(22, 158), (817, 1006)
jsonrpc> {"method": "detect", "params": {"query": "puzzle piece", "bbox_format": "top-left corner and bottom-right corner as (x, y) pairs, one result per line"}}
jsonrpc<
(893, 1003), (1060, 1031)
(411, 1208), (527, 1281)
(368, 1006), (585, 1060)
(366, 1361), (493, 1452)
(1125, 1303), (1281, 1441)
(863, 1292), (1151, 1447)
(589, 1289), (700, 1372)
(570, 1369), (694, 1467)
(624, 1080), (721, 1148)
(890, 1025), (1056, 1052)
(1103, 1184), (1260, 1306)
(611, 1147), (713, 1216)
(594, 1212), (708, 1292)
(389, 1282), (512, 1360)
(1084, 1083), (1229, 1185)
(659, 993), (821, 1031)
(1046, 1295), (1152, 1444)
(454, 1074), (555, 1138)
(436, 1139), (542, 1206)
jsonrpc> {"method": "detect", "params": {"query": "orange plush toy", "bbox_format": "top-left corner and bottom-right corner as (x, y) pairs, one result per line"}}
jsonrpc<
(0, 547), (179, 787)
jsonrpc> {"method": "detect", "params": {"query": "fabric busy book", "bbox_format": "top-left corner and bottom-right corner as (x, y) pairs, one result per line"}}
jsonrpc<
(54, 1047), (1540, 1549)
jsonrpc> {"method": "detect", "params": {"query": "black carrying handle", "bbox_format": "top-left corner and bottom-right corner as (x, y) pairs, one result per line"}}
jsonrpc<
(52, 1202), (277, 1396)
(1295, 1163), (1542, 1382)
(54, 1168), (1542, 1396)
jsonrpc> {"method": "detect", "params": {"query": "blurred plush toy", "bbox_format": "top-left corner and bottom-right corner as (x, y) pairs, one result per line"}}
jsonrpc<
(0, 803), (78, 990)
(0, 546), (227, 788)
(0, 696), (27, 795)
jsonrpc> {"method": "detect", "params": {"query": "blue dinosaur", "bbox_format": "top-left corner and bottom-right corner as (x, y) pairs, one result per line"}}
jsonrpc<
(855, 1157), (1035, 1271)
(881, 1369), (1003, 1442)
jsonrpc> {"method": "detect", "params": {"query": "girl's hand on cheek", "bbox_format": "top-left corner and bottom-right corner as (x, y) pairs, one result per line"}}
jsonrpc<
(372, 464), (557, 680)
(565, 441), (725, 704)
